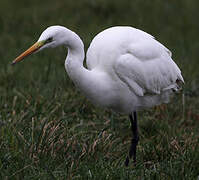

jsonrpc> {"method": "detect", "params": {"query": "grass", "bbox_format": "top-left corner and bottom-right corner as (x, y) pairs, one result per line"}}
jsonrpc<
(0, 0), (199, 179)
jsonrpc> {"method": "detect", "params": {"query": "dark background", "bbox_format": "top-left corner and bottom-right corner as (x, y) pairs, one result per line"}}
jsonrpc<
(0, 0), (199, 179)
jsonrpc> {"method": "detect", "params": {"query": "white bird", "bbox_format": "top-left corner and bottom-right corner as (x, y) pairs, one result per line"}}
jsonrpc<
(12, 25), (184, 166)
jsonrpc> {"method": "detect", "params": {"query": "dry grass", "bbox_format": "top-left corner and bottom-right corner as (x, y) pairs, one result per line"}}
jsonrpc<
(0, 0), (199, 179)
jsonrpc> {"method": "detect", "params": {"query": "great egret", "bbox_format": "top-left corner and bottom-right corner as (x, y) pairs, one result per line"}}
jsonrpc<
(12, 25), (184, 166)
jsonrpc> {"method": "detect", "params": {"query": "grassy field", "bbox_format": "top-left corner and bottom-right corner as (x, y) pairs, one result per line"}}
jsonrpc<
(0, 0), (199, 179)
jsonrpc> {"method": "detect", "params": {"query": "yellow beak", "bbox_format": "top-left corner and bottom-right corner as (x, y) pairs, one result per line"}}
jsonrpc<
(12, 41), (45, 65)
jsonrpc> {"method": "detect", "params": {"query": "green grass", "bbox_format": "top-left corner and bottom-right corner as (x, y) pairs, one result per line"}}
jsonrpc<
(0, 0), (199, 179)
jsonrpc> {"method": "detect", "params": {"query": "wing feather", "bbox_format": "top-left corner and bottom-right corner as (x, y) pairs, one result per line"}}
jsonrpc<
(114, 39), (184, 97)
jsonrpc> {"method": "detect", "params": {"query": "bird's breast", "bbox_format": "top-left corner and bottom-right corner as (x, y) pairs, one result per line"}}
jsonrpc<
(78, 71), (137, 114)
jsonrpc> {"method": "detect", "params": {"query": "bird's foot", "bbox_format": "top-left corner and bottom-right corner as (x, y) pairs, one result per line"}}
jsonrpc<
(125, 137), (139, 167)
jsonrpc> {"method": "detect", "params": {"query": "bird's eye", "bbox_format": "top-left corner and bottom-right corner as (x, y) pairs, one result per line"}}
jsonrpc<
(46, 37), (53, 43)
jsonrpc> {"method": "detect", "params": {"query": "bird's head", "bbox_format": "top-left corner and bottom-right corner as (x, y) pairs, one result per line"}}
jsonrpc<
(12, 25), (69, 65)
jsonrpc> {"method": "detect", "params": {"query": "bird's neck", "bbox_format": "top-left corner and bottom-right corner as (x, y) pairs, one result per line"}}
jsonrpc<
(64, 30), (91, 91)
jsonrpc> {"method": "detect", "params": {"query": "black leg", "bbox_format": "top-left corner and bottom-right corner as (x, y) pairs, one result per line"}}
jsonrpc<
(125, 111), (139, 166)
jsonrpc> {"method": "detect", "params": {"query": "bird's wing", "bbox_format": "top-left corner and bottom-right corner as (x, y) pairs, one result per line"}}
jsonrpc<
(114, 39), (184, 96)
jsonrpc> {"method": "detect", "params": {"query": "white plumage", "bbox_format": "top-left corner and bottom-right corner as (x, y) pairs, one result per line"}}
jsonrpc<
(13, 25), (184, 165)
(86, 26), (183, 113)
